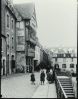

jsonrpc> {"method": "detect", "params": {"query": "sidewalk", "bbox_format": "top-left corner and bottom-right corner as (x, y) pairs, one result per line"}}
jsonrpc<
(1, 72), (40, 98)
(1, 73), (30, 79)
(1, 72), (57, 98)
(32, 80), (57, 98)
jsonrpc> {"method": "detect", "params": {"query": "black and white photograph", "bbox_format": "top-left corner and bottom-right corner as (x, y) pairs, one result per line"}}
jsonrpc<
(0, 0), (77, 98)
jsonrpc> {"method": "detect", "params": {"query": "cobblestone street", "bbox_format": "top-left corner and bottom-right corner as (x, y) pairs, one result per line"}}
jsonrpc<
(1, 72), (57, 98)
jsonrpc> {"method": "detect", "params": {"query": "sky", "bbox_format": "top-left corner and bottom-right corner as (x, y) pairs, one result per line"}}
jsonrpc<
(13, 0), (77, 48)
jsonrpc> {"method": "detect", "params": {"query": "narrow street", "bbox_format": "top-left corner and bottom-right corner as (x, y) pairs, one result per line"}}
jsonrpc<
(1, 72), (57, 98)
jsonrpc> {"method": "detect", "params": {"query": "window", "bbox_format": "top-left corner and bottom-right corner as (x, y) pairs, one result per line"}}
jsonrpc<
(16, 22), (24, 29)
(70, 64), (74, 68)
(55, 64), (59, 69)
(17, 36), (25, 44)
(55, 58), (57, 62)
(71, 58), (73, 62)
(57, 54), (64, 58)
(12, 37), (13, 44)
(66, 53), (71, 57)
(62, 64), (66, 68)
(12, 37), (14, 49)
(20, 22), (24, 28)
(7, 14), (9, 28)
(12, 20), (13, 29)
(7, 34), (9, 43)
(16, 22), (20, 28)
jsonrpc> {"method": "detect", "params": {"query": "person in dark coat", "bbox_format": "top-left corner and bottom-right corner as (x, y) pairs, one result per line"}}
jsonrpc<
(46, 71), (51, 83)
(30, 73), (35, 84)
(40, 71), (45, 85)
(52, 70), (55, 82)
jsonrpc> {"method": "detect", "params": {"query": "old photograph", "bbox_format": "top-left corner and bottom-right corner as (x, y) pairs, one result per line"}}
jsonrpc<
(1, 0), (77, 98)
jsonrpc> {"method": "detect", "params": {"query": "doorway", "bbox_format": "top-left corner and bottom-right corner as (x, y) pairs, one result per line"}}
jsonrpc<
(7, 54), (9, 74)
(3, 60), (5, 75)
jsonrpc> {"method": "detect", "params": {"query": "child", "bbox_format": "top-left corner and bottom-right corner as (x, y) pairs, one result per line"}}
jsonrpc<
(30, 73), (35, 85)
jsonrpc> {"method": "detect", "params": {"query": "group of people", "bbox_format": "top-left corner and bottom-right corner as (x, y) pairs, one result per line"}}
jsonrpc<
(30, 69), (55, 85)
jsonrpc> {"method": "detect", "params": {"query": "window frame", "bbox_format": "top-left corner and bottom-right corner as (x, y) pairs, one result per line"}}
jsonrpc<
(11, 19), (14, 29)
(70, 64), (74, 68)
(7, 14), (10, 28)
(62, 64), (66, 68)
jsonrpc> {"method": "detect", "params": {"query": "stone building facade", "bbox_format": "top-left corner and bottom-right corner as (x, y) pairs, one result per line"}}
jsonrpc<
(1, 0), (17, 75)
(14, 3), (37, 73)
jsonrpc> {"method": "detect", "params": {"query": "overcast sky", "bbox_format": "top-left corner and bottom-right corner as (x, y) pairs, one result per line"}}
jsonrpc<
(13, 0), (77, 48)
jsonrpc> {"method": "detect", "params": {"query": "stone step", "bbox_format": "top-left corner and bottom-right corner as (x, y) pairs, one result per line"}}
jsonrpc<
(59, 78), (70, 80)
(64, 90), (74, 93)
(66, 93), (74, 95)
(64, 88), (73, 90)
(67, 95), (75, 98)
(61, 84), (72, 86)
(61, 82), (72, 84)
(59, 80), (71, 82)
(64, 88), (73, 91)
(62, 86), (73, 88)
(62, 84), (73, 88)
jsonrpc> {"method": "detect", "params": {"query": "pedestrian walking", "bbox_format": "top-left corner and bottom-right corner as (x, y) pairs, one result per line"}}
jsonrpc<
(40, 70), (45, 85)
(30, 73), (35, 85)
(52, 70), (55, 82)
(46, 71), (51, 83)
(50, 71), (54, 83)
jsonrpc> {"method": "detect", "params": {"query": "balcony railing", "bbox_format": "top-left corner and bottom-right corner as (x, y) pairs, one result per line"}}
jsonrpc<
(55, 75), (68, 98)
(55, 70), (75, 98)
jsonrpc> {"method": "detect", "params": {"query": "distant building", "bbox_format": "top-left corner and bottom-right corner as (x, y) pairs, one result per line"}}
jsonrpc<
(52, 52), (77, 73)
(14, 3), (37, 73)
(1, 0), (17, 75)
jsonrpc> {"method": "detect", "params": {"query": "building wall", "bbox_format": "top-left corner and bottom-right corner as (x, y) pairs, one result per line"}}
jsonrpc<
(34, 45), (40, 65)
(1, 0), (6, 36)
(5, 6), (16, 74)
(1, 0), (7, 75)
(16, 20), (26, 71)
(1, 38), (6, 75)
(40, 49), (43, 63)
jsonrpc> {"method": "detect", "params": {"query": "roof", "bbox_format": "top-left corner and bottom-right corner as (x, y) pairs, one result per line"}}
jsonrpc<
(14, 3), (35, 19)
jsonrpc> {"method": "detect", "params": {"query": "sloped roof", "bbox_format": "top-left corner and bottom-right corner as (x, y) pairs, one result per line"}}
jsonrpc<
(14, 3), (35, 19)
